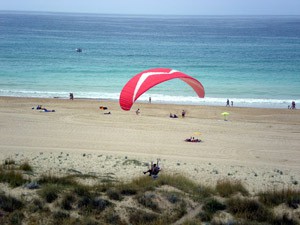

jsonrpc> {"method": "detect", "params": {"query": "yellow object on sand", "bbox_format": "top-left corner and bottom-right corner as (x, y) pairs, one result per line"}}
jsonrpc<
(221, 112), (229, 120)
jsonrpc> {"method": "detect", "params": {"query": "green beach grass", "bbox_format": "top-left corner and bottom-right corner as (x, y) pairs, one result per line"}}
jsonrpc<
(0, 158), (299, 225)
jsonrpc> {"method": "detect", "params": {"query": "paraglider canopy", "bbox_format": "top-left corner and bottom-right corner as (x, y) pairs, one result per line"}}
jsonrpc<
(119, 68), (205, 111)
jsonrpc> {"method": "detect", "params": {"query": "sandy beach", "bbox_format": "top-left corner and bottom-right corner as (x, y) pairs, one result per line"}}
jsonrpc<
(1, 96), (300, 192)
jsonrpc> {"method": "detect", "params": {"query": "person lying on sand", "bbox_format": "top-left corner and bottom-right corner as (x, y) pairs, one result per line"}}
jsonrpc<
(169, 113), (178, 118)
(42, 108), (55, 112)
(185, 137), (201, 142)
(32, 105), (55, 112)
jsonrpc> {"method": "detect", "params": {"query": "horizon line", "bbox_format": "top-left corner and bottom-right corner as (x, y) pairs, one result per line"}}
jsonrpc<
(1, 10), (300, 17)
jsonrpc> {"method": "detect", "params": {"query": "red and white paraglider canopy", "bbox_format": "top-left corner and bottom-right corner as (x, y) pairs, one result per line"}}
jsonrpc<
(119, 68), (205, 111)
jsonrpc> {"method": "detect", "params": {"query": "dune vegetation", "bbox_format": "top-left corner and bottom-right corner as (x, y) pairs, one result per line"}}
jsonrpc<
(0, 159), (299, 225)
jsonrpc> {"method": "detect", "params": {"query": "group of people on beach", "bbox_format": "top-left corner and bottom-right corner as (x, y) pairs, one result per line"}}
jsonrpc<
(226, 99), (233, 107)
(170, 110), (186, 119)
(185, 137), (201, 143)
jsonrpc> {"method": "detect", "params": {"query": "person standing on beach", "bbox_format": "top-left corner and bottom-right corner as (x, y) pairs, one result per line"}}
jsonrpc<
(182, 110), (186, 118)
(231, 101), (233, 107)
(69, 93), (74, 100)
(149, 97), (151, 104)
(136, 108), (140, 115)
(226, 99), (230, 107)
(291, 101), (296, 109)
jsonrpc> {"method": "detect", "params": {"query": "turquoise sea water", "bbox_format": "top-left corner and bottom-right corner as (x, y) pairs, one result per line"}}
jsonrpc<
(0, 11), (300, 108)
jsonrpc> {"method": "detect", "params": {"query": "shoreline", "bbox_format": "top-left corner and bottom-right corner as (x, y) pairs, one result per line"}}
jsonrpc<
(1, 96), (300, 192)
(0, 95), (298, 110)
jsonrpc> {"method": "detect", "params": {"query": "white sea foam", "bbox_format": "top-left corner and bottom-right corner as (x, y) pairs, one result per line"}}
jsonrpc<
(1, 89), (297, 109)
(137, 94), (297, 109)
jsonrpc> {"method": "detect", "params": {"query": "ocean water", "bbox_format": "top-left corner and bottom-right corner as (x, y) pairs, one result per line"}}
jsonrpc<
(0, 11), (300, 108)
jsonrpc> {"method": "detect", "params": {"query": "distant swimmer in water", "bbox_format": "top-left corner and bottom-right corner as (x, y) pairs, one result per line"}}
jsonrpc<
(76, 48), (82, 52)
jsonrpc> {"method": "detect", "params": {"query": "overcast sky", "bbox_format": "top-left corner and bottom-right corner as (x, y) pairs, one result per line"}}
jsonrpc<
(1, 0), (300, 15)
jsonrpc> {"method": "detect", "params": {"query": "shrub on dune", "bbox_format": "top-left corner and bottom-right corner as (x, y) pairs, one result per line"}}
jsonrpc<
(216, 179), (249, 197)
(0, 169), (27, 187)
(0, 193), (23, 212)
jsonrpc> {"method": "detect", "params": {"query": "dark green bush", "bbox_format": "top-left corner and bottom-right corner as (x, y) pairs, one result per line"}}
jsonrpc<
(258, 188), (300, 208)
(227, 197), (273, 222)
(166, 193), (180, 204)
(4, 158), (15, 165)
(19, 161), (33, 172)
(9, 210), (24, 225)
(118, 184), (138, 196)
(73, 184), (92, 197)
(0, 169), (27, 187)
(92, 197), (111, 211)
(78, 196), (92, 208)
(198, 198), (226, 223)
(0, 193), (23, 212)
(39, 184), (61, 203)
(61, 193), (76, 210)
(52, 210), (70, 224)
(129, 209), (159, 225)
(137, 193), (160, 212)
(29, 198), (44, 212)
(104, 209), (124, 224)
(272, 213), (298, 225)
(202, 198), (226, 214)
(78, 196), (111, 213)
(198, 211), (213, 222)
(181, 219), (202, 225)
(107, 188), (123, 201)
(80, 218), (101, 225)
(173, 201), (187, 219)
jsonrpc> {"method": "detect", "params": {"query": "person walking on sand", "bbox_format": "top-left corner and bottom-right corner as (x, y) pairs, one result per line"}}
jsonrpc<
(226, 99), (230, 107)
(149, 97), (151, 104)
(136, 108), (140, 115)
